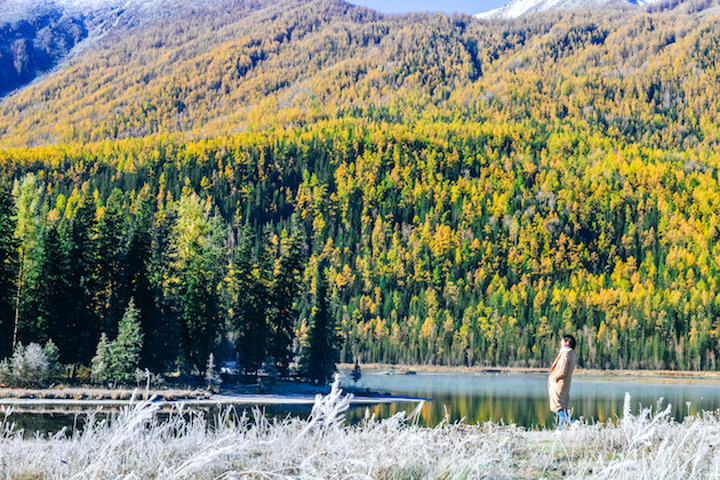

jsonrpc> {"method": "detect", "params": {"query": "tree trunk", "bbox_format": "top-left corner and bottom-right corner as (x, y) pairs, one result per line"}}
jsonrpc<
(11, 249), (24, 351)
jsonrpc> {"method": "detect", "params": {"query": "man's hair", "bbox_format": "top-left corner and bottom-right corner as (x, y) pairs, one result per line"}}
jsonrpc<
(563, 334), (576, 349)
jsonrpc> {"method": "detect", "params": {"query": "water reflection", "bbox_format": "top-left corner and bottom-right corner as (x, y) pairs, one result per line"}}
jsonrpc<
(6, 372), (720, 436)
(3, 404), (313, 439)
(343, 372), (720, 428)
(3, 411), (88, 438)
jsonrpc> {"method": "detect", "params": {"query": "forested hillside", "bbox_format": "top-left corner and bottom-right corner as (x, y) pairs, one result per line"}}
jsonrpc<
(2, 0), (720, 373)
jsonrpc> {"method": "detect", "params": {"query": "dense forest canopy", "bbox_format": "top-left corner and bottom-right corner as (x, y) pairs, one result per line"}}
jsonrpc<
(1, 0), (720, 373)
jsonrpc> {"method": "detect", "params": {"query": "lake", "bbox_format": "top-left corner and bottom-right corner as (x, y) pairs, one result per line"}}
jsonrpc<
(5, 371), (720, 436)
(341, 371), (720, 428)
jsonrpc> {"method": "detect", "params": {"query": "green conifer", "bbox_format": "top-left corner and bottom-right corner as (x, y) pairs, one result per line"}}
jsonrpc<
(268, 228), (305, 376)
(108, 299), (144, 384)
(91, 332), (110, 384)
(300, 266), (342, 385)
(95, 188), (127, 338)
(66, 192), (99, 363)
(232, 225), (270, 375)
(0, 178), (18, 359)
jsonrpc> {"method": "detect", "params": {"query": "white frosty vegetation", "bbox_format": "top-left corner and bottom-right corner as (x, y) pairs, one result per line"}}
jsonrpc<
(0, 342), (61, 388)
(1, 381), (720, 479)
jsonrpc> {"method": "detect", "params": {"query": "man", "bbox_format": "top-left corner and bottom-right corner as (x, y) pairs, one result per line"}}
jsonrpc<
(548, 334), (577, 429)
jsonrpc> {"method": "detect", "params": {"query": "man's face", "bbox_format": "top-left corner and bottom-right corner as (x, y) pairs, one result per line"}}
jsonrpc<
(561, 338), (569, 348)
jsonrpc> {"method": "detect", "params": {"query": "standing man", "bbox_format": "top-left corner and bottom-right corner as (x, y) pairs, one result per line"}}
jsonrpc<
(548, 334), (577, 429)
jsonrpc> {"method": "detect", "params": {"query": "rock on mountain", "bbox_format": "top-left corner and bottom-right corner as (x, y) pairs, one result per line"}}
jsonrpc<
(476, 0), (662, 19)
(0, 0), (230, 97)
(0, 0), (87, 97)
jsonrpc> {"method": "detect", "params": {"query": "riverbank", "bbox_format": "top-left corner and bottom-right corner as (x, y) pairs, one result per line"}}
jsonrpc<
(343, 363), (720, 384)
(0, 387), (210, 402)
(5, 363), (719, 414)
(0, 380), (425, 413)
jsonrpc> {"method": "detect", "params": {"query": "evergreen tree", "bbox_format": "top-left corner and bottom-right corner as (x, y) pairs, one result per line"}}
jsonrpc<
(148, 207), (180, 371)
(107, 298), (143, 384)
(300, 266), (341, 384)
(95, 188), (127, 338)
(205, 352), (221, 390)
(231, 225), (270, 375)
(177, 240), (219, 373)
(34, 222), (72, 361)
(43, 340), (62, 378)
(0, 178), (18, 359)
(172, 192), (224, 373)
(10, 174), (43, 352)
(91, 332), (110, 384)
(268, 228), (304, 376)
(125, 195), (160, 369)
(65, 192), (99, 363)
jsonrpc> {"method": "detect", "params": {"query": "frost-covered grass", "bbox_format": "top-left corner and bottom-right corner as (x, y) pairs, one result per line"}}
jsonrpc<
(2, 383), (720, 479)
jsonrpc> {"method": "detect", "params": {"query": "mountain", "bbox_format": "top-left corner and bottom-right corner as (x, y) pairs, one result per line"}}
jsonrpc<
(0, 0), (469, 146)
(476, 0), (661, 19)
(3, 0), (720, 370)
(2, 0), (717, 147)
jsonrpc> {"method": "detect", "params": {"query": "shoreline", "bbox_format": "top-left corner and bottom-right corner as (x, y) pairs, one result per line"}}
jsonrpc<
(0, 383), (427, 413)
(342, 363), (720, 383)
(0, 393), (426, 414)
(4, 363), (720, 411)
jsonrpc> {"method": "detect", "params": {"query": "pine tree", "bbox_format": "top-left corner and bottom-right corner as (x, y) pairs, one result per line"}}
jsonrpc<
(11, 174), (45, 349)
(125, 195), (160, 370)
(107, 298), (144, 384)
(65, 192), (99, 363)
(172, 192), (224, 373)
(95, 188), (127, 338)
(231, 225), (270, 375)
(205, 352), (221, 391)
(267, 228), (305, 376)
(91, 332), (110, 384)
(34, 222), (72, 361)
(0, 178), (18, 359)
(300, 266), (341, 385)
(148, 206), (180, 371)
(177, 240), (218, 373)
(43, 340), (62, 378)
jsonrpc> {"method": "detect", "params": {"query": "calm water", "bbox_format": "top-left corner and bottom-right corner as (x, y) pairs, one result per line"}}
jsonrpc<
(6, 372), (720, 436)
(342, 371), (720, 428)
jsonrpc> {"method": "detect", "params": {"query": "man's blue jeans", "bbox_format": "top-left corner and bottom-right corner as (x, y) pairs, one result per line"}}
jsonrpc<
(555, 409), (573, 430)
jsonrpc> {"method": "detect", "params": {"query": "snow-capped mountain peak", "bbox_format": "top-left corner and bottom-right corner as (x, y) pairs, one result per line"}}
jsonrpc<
(476, 0), (661, 19)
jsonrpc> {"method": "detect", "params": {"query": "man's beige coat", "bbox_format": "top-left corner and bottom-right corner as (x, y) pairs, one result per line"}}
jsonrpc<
(548, 347), (577, 412)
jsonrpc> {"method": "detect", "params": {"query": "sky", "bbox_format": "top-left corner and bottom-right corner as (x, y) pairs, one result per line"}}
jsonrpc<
(346, 0), (508, 15)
